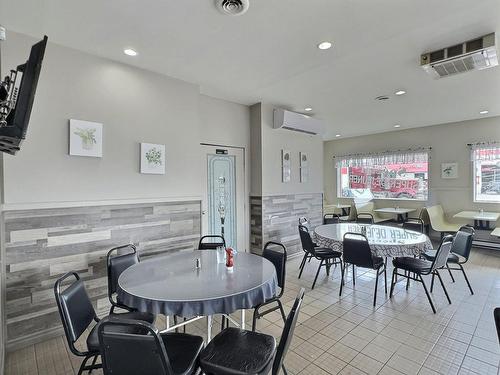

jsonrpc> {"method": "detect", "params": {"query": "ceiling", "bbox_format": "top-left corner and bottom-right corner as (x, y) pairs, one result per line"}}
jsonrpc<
(1, 0), (500, 139)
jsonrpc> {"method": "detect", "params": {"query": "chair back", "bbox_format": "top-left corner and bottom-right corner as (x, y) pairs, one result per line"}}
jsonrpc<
(451, 226), (474, 259)
(298, 225), (315, 254)
(403, 218), (425, 233)
(107, 244), (139, 305)
(263, 241), (287, 290)
(431, 235), (454, 272)
(356, 213), (374, 224)
(272, 288), (305, 375)
(426, 205), (447, 230)
(494, 308), (500, 344)
(198, 235), (226, 250)
(419, 207), (430, 225)
(342, 233), (375, 269)
(54, 272), (97, 354)
(323, 213), (340, 225)
(98, 319), (172, 375)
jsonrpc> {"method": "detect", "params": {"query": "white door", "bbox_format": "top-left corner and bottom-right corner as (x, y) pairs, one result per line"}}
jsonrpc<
(201, 145), (246, 252)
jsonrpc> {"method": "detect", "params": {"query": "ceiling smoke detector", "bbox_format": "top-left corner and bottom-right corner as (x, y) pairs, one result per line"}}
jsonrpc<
(215, 0), (250, 16)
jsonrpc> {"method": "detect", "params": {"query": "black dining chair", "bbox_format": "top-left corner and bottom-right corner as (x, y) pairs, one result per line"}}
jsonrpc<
(54, 272), (102, 375)
(340, 233), (386, 306)
(98, 318), (204, 375)
(390, 235), (454, 313)
(323, 213), (341, 224)
(423, 225), (475, 295)
(494, 308), (500, 344)
(107, 244), (155, 323)
(402, 218), (425, 233)
(198, 235), (226, 250)
(199, 288), (305, 375)
(252, 241), (287, 331)
(54, 272), (149, 375)
(298, 225), (342, 289)
(356, 213), (374, 224)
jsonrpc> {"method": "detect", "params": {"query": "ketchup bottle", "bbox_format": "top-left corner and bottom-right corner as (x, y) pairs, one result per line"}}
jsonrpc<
(225, 247), (234, 270)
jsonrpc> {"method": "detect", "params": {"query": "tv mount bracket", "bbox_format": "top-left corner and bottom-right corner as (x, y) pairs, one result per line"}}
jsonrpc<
(0, 26), (20, 128)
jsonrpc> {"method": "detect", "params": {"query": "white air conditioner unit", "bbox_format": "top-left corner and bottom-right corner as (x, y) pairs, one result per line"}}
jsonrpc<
(273, 108), (325, 135)
(421, 33), (498, 78)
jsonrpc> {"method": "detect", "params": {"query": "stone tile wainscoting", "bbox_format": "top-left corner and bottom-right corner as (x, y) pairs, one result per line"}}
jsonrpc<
(251, 193), (323, 256)
(2, 199), (201, 350)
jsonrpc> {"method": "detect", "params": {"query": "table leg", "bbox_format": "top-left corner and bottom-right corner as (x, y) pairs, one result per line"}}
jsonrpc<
(166, 316), (170, 330)
(241, 309), (246, 330)
(207, 315), (213, 341)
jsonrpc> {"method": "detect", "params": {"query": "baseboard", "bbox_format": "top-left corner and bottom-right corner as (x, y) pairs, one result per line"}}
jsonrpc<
(6, 326), (65, 352)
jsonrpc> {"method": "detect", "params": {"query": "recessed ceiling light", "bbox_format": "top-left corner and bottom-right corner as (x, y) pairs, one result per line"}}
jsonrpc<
(123, 48), (138, 56)
(395, 90), (406, 96)
(394, 124), (401, 128)
(304, 107), (313, 112)
(335, 134), (341, 137)
(479, 110), (489, 115)
(318, 41), (332, 50)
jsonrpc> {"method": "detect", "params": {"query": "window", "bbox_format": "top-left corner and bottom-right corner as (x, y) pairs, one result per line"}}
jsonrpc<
(472, 144), (500, 203)
(336, 150), (429, 201)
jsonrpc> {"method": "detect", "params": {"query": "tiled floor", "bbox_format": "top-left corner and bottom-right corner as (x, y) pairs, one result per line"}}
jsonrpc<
(6, 246), (500, 375)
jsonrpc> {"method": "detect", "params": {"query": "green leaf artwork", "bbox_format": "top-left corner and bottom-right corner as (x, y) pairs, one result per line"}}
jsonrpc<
(74, 127), (97, 150)
(145, 147), (163, 166)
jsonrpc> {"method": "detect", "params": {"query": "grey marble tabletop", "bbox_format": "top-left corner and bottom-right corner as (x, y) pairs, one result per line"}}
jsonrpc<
(117, 250), (278, 317)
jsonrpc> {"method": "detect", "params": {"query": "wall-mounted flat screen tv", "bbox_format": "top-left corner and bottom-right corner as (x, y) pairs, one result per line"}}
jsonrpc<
(0, 35), (48, 155)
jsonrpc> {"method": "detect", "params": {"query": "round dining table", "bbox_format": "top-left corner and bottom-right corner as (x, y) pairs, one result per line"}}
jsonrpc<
(314, 223), (433, 257)
(117, 250), (277, 340)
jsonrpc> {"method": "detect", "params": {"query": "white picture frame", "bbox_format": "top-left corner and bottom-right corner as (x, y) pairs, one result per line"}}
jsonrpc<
(300, 152), (309, 183)
(282, 149), (291, 183)
(69, 119), (103, 157)
(441, 162), (458, 179)
(140, 143), (166, 174)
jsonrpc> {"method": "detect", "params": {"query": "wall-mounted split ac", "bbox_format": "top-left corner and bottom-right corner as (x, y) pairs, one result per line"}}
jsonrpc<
(421, 33), (498, 78)
(273, 108), (325, 136)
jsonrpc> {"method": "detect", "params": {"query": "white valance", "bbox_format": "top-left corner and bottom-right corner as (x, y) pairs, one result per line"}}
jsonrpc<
(470, 142), (500, 161)
(335, 148), (430, 168)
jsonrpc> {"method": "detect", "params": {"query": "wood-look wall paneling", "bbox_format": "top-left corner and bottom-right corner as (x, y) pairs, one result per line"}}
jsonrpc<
(3, 200), (201, 350)
(250, 196), (263, 254)
(252, 193), (323, 256)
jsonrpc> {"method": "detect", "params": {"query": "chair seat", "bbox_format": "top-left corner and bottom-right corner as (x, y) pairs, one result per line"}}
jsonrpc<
(200, 327), (276, 375)
(392, 257), (432, 273)
(110, 309), (156, 324)
(315, 247), (342, 259)
(161, 333), (205, 375)
(422, 251), (460, 264)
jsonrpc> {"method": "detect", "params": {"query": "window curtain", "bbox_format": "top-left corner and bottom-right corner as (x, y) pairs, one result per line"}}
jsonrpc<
(335, 149), (430, 168)
(470, 142), (500, 161)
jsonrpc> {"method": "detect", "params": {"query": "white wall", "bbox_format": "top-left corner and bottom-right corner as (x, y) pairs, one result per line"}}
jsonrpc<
(324, 117), (500, 216)
(259, 103), (323, 196)
(1, 32), (250, 206)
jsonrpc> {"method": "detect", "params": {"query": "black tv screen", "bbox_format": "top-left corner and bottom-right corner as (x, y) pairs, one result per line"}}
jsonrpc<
(0, 35), (48, 155)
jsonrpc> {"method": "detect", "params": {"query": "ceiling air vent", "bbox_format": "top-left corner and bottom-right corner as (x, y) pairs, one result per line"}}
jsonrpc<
(215, 0), (249, 16)
(421, 33), (498, 78)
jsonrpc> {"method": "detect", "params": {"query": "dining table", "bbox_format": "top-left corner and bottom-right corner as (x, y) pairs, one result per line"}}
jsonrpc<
(373, 207), (416, 223)
(117, 250), (278, 340)
(453, 210), (500, 230)
(314, 223), (433, 257)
